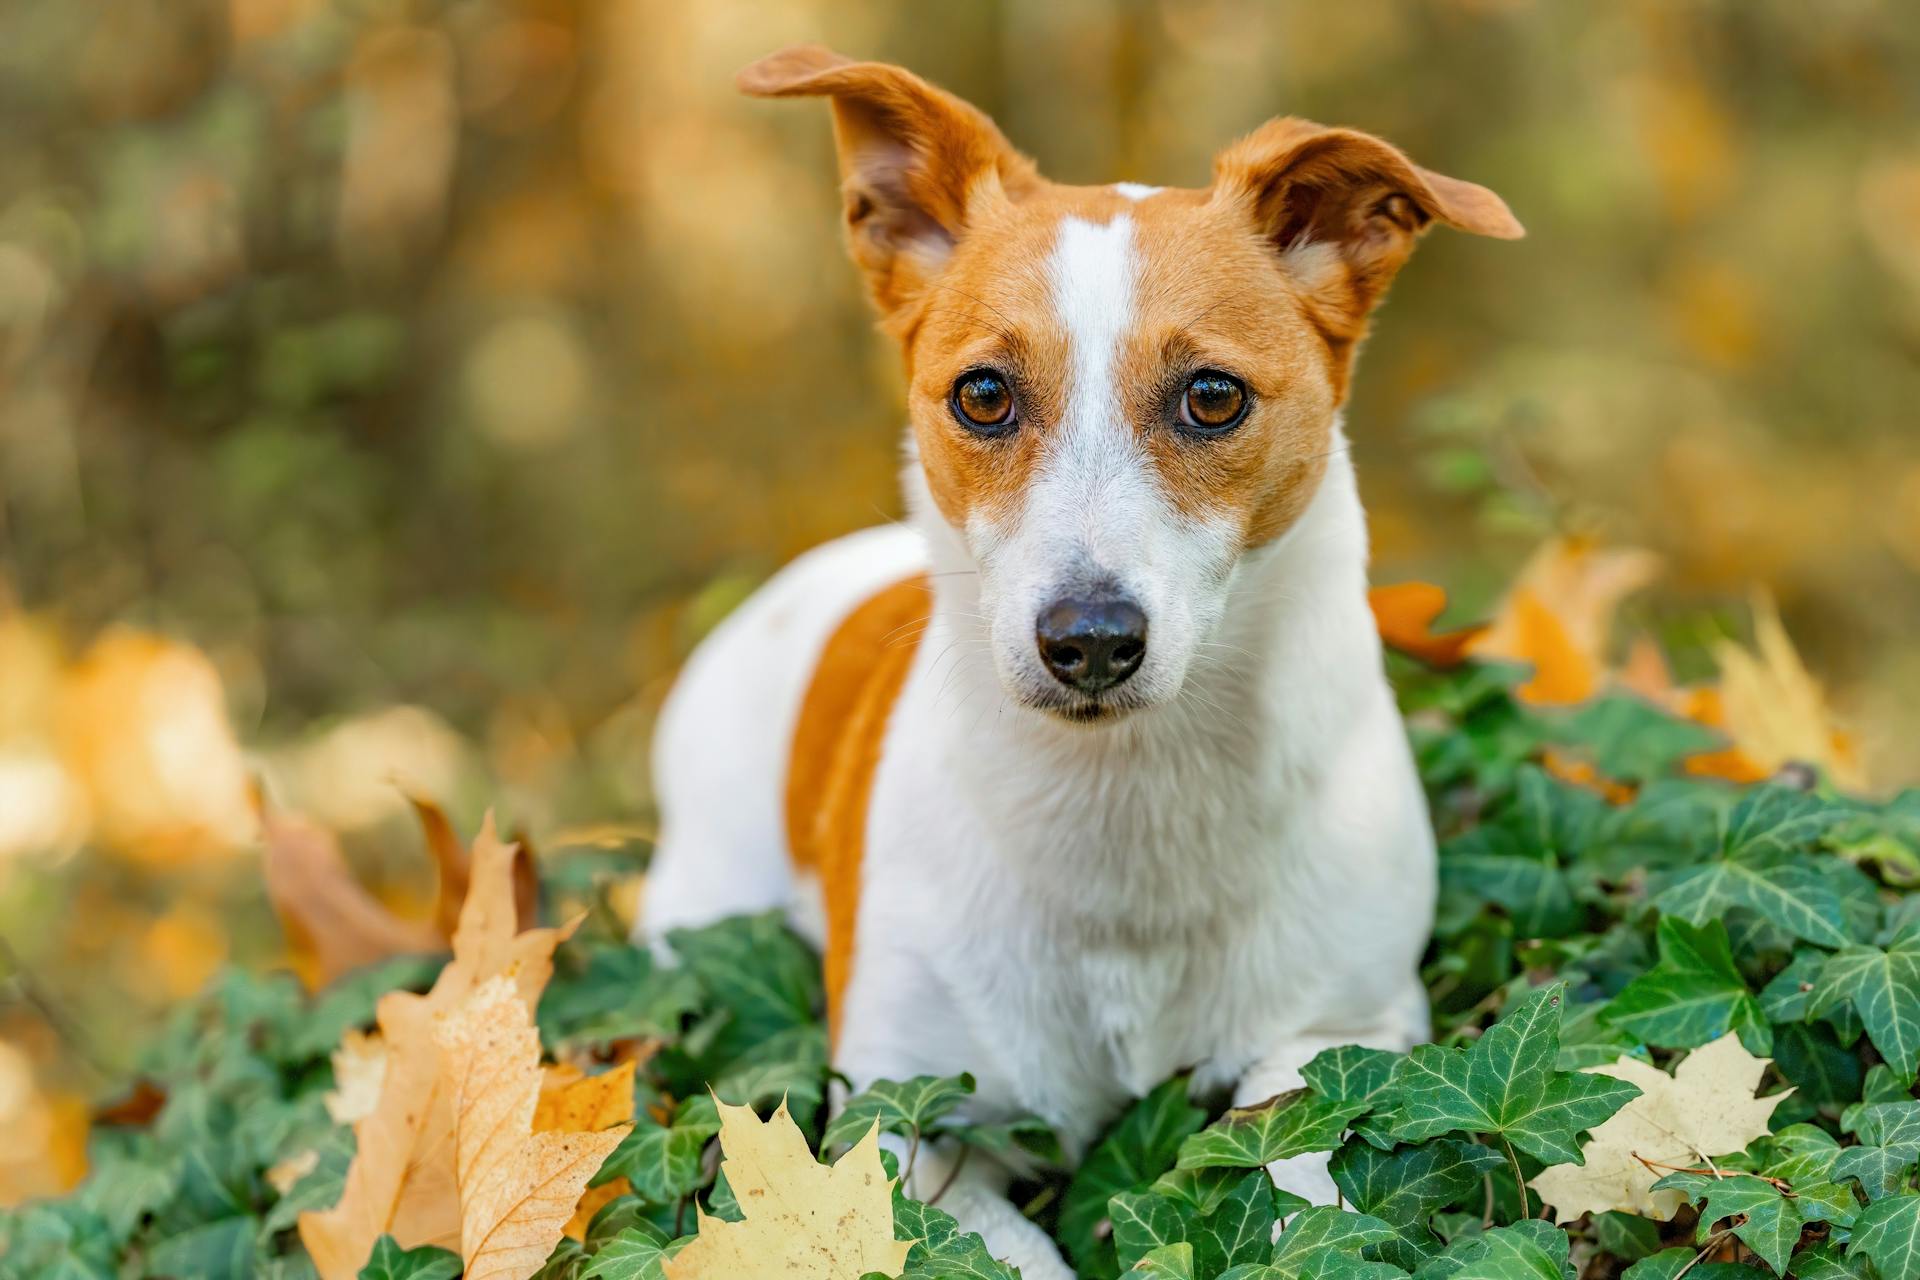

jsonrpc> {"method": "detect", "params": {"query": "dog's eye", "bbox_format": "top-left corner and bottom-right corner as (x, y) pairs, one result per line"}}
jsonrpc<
(951, 370), (1016, 433)
(1178, 372), (1248, 433)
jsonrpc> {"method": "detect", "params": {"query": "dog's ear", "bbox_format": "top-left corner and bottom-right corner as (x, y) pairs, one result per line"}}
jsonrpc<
(1213, 118), (1521, 350)
(739, 45), (1037, 323)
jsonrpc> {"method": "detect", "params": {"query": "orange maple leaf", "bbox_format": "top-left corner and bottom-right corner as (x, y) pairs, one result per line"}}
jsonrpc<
(1369, 582), (1487, 668)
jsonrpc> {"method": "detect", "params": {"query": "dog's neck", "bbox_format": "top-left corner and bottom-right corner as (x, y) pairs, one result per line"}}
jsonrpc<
(902, 425), (1387, 923)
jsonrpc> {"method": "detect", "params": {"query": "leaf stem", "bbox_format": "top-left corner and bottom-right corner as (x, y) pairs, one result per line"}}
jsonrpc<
(927, 1143), (971, 1207)
(1503, 1137), (1533, 1219)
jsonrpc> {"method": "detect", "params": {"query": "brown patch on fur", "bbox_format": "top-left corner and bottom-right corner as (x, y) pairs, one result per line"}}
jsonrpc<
(784, 573), (931, 1042)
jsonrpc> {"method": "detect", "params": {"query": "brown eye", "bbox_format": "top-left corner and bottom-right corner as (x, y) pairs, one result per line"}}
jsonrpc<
(951, 370), (1016, 434)
(1179, 372), (1248, 433)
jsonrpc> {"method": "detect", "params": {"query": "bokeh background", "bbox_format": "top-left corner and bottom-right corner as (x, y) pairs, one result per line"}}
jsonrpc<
(2, 0), (1918, 1202)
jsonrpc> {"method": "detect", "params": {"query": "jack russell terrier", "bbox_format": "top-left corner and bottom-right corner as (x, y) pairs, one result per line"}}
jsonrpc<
(642, 45), (1522, 1277)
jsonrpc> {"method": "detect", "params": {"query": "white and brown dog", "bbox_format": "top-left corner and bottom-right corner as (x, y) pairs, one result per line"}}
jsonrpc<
(642, 46), (1521, 1277)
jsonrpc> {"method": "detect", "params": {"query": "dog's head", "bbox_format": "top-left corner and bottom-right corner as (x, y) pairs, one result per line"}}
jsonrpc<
(742, 46), (1520, 724)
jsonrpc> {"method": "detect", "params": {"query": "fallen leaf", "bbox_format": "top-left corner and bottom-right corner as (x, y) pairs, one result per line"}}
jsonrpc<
(326, 1030), (391, 1126)
(93, 1079), (167, 1128)
(270, 1148), (322, 1195)
(300, 815), (576, 1279)
(534, 1060), (636, 1134)
(55, 627), (256, 865)
(0, 1041), (88, 1205)
(661, 1099), (911, 1280)
(436, 975), (631, 1280)
(1369, 582), (1486, 668)
(1695, 591), (1865, 789)
(1530, 1033), (1787, 1221)
(263, 808), (443, 989)
(1468, 538), (1661, 706)
(410, 794), (541, 949)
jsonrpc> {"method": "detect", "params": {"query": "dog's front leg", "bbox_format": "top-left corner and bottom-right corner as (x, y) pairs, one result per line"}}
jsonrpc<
(1235, 982), (1432, 1205)
(884, 1135), (1075, 1280)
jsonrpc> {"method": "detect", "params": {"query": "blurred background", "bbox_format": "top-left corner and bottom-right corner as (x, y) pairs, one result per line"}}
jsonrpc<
(2, 0), (1918, 1203)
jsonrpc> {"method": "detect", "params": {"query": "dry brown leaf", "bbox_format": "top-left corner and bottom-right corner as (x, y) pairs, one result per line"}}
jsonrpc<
(1369, 582), (1486, 668)
(299, 814), (576, 1279)
(262, 809), (443, 989)
(1468, 537), (1661, 706)
(662, 1099), (910, 1280)
(410, 794), (541, 946)
(1530, 1034), (1787, 1221)
(1696, 591), (1865, 789)
(436, 976), (630, 1280)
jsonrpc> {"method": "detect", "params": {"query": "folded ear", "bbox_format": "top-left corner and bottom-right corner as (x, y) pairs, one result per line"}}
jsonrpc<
(739, 45), (1038, 323)
(1212, 117), (1521, 351)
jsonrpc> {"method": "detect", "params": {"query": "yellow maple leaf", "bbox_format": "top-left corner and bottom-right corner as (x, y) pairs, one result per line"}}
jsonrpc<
(436, 976), (631, 1280)
(299, 814), (579, 1279)
(1700, 591), (1865, 790)
(1530, 1034), (1787, 1221)
(662, 1099), (911, 1280)
(1468, 537), (1662, 706)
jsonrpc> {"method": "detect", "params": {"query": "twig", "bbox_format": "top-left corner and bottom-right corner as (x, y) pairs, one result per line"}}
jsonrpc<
(1672, 1232), (1734, 1280)
(1631, 1153), (1792, 1193)
(1482, 1170), (1497, 1229)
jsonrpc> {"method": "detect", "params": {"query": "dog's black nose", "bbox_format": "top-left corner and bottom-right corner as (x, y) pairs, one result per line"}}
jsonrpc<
(1035, 593), (1147, 693)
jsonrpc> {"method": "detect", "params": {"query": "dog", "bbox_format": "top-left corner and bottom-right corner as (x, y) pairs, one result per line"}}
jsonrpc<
(640, 45), (1522, 1277)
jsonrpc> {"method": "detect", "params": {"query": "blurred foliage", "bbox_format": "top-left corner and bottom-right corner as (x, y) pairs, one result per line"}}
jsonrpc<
(2, 0), (1919, 1214)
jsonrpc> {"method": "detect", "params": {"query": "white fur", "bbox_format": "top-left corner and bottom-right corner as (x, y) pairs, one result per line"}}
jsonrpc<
(1112, 182), (1162, 201)
(643, 211), (1438, 1277)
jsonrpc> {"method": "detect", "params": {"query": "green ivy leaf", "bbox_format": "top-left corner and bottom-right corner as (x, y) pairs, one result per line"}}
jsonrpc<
(1656, 859), (1855, 949)
(1835, 1102), (1920, 1201)
(1178, 1089), (1366, 1170)
(1329, 1139), (1506, 1268)
(1131, 1242), (1197, 1279)
(1449, 1223), (1572, 1280)
(1303, 1046), (1407, 1147)
(1110, 1190), (1195, 1271)
(1602, 917), (1771, 1053)
(1619, 1248), (1771, 1280)
(1061, 1076), (1207, 1278)
(579, 1227), (674, 1280)
(1388, 982), (1642, 1163)
(1810, 928), (1920, 1082)
(1848, 1194), (1920, 1280)
(823, 1073), (976, 1150)
(357, 1236), (463, 1280)
(1651, 1172), (1803, 1275)
(538, 939), (704, 1052)
(1439, 768), (1595, 938)
(595, 1107), (721, 1203)
(666, 912), (822, 1063)
(891, 1190), (1020, 1280)
(1552, 696), (1721, 784)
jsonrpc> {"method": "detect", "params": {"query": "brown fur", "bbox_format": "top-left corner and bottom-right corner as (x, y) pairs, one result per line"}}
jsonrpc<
(784, 573), (931, 1041)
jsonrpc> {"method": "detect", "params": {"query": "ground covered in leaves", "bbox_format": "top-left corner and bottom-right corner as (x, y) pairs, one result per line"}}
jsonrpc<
(3, 652), (1919, 1280)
